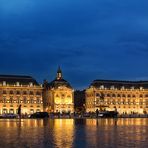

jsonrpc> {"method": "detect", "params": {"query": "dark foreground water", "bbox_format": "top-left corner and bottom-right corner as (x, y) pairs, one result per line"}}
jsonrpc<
(0, 118), (148, 148)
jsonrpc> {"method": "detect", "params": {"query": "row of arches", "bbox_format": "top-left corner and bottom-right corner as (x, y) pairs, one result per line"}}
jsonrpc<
(1, 97), (42, 104)
(95, 93), (148, 98)
(2, 90), (41, 96)
(55, 94), (71, 98)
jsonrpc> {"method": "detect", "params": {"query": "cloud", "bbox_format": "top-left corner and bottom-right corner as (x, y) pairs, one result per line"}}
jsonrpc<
(0, 0), (148, 89)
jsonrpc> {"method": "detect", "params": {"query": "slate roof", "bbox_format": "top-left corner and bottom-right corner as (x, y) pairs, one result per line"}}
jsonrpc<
(47, 78), (72, 89)
(90, 79), (148, 89)
(0, 75), (39, 86)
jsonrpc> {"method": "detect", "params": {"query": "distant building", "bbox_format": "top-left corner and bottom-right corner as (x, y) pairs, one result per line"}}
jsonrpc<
(85, 80), (148, 114)
(2, 71), (148, 115)
(74, 90), (85, 112)
(0, 75), (43, 114)
(43, 67), (74, 113)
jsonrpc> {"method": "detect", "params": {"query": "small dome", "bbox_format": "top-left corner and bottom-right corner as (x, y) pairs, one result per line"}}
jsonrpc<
(45, 67), (72, 89)
(47, 78), (72, 89)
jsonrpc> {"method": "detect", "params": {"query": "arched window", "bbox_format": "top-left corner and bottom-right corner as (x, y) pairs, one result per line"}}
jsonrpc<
(23, 97), (27, 104)
(56, 94), (59, 98)
(10, 97), (13, 103)
(112, 94), (116, 97)
(16, 91), (20, 95)
(107, 94), (110, 97)
(30, 98), (34, 104)
(117, 94), (121, 97)
(122, 94), (126, 98)
(128, 99), (131, 104)
(127, 94), (131, 98)
(139, 99), (143, 105)
(132, 94), (136, 98)
(67, 95), (71, 98)
(10, 90), (13, 94)
(36, 91), (41, 95)
(17, 97), (20, 103)
(36, 98), (40, 104)
(30, 91), (34, 95)
(96, 93), (100, 97)
(139, 94), (143, 98)
(61, 94), (65, 99)
(123, 99), (126, 104)
(23, 91), (27, 95)
(3, 90), (6, 94)
(3, 97), (6, 103)
(113, 100), (116, 105)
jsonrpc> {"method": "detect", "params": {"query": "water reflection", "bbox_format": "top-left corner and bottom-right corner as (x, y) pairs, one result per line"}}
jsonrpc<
(53, 119), (74, 148)
(0, 118), (148, 148)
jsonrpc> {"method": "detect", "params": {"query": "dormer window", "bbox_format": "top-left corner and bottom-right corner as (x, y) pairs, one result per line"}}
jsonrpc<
(3, 81), (6, 86)
(16, 82), (20, 86)
(29, 82), (33, 86)
(121, 86), (125, 90)
(100, 85), (104, 89)
(111, 85), (115, 90)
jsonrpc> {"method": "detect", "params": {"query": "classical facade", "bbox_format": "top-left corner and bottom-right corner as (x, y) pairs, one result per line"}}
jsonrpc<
(2, 70), (148, 115)
(0, 75), (43, 115)
(43, 67), (74, 113)
(85, 80), (148, 114)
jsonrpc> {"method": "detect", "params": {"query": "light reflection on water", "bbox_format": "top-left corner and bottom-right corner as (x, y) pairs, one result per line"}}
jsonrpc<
(0, 118), (148, 148)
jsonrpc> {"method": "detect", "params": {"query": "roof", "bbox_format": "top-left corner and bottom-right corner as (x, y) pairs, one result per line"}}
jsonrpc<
(90, 79), (148, 89)
(57, 66), (62, 73)
(47, 78), (72, 89)
(0, 75), (39, 86)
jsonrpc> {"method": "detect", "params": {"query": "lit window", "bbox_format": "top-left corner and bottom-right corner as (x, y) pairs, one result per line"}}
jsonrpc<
(139, 94), (143, 98)
(3, 90), (6, 94)
(30, 91), (34, 95)
(10, 90), (13, 94)
(23, 97), (27, 104)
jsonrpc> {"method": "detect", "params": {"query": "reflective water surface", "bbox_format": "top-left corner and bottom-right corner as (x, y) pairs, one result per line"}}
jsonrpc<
(0, 118), (148, 148)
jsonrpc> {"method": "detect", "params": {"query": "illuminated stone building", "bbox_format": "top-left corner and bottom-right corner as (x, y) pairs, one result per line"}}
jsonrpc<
(43, 67), (74, 113)
(0, 75), (43, 114)
(85, 80), (148, 114)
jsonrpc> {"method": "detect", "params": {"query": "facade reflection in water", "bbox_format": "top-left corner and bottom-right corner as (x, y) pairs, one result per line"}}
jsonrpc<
(0, 119), (148, 148)
(85, 119), (148, 148)
(53, 119), (74, 148)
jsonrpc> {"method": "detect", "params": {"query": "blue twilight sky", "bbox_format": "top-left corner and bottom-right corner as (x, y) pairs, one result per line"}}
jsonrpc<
(0, 0), (148, 89)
